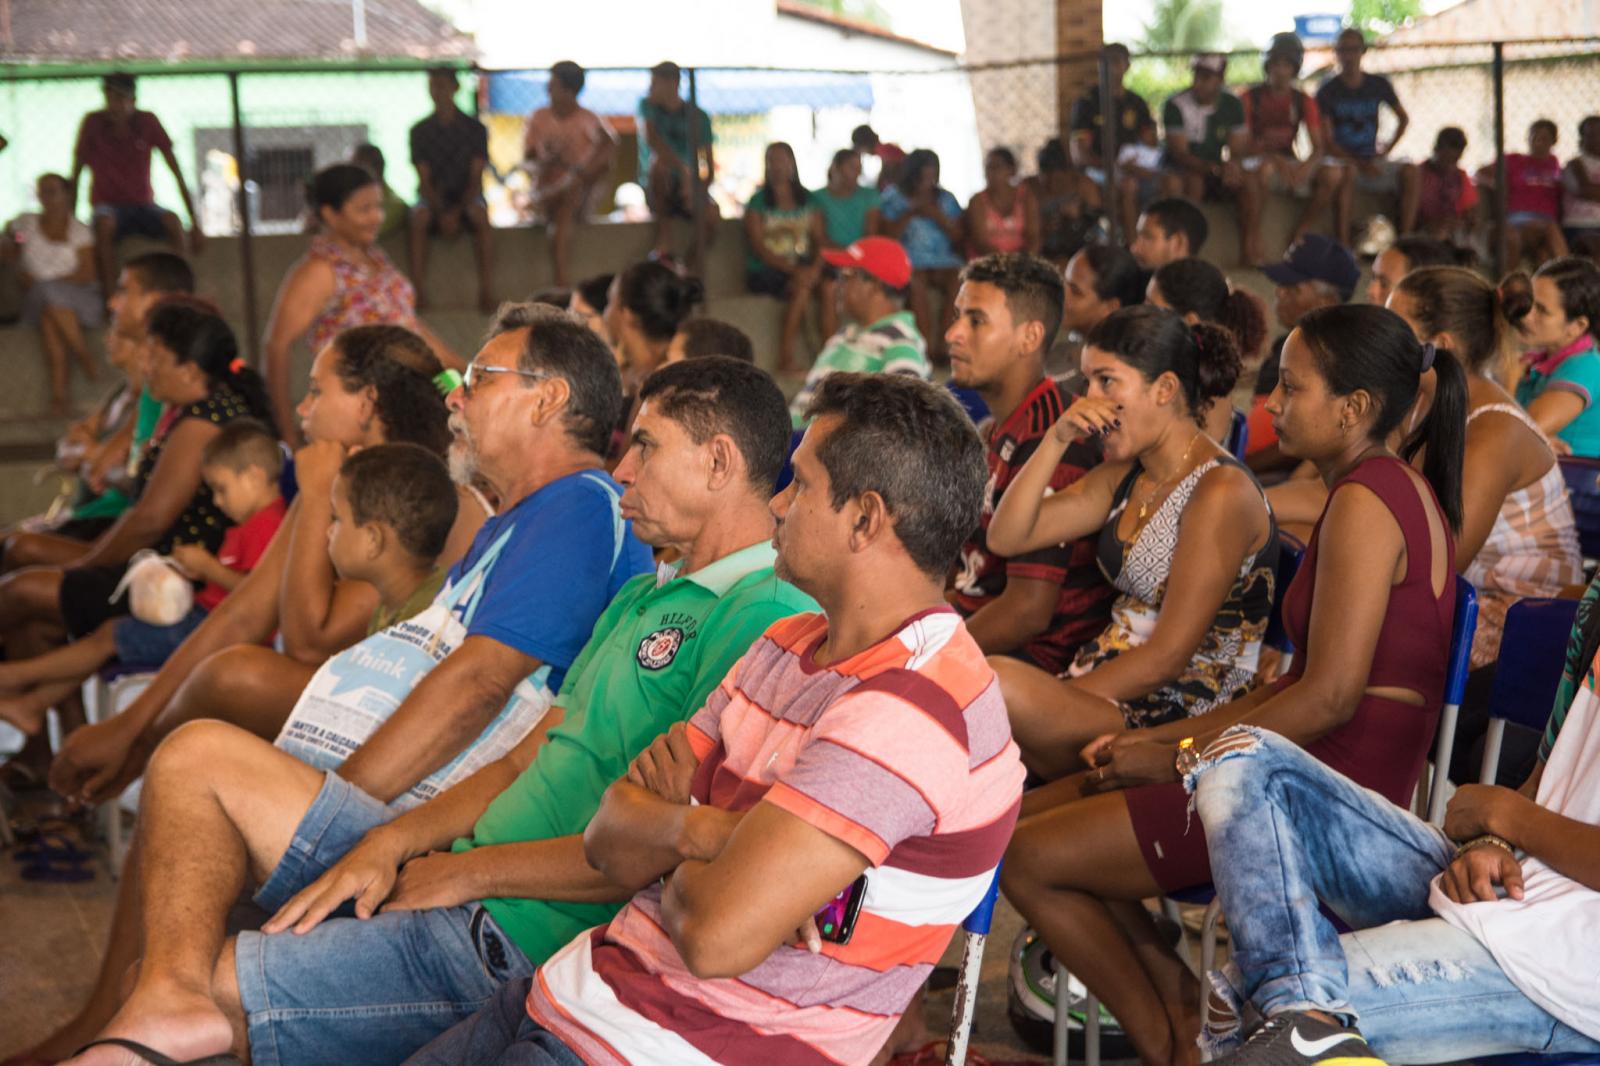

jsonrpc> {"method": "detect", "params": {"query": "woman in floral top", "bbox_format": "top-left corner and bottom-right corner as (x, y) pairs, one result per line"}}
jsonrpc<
(263, 164), (457, 444)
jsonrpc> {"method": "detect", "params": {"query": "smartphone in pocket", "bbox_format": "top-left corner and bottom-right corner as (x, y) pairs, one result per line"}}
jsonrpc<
(814, 874), (868, 945)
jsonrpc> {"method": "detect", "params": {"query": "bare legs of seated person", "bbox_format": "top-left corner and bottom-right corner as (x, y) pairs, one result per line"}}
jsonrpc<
(1003, 772), (1204, 1066)
(7, 646), (313, 1065)
(991, 656), (1129, 780)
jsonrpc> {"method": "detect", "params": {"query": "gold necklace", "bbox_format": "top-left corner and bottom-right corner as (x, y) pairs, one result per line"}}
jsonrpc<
(1135, 430), (1206, 524)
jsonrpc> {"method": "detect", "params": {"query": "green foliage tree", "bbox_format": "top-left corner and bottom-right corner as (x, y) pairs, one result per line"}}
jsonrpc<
(1348, 0), (1424, 36)
(1140, 0), (1226, 52)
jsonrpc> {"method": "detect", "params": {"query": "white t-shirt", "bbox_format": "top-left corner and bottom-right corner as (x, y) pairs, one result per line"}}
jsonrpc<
(12, 213), (91, 282)
(1564, 154), (1600, 229)
(1431, 665), (1600, 1040)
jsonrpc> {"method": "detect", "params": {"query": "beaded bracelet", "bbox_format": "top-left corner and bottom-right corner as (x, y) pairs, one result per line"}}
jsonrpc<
(1454, 833), (1516, 860)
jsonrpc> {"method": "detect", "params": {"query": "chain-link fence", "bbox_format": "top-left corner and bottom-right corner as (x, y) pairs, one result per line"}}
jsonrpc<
(0, 41), (1594, 340)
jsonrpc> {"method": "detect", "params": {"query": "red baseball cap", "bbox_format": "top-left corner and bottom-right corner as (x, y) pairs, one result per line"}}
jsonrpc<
(821, 236), (912, 289)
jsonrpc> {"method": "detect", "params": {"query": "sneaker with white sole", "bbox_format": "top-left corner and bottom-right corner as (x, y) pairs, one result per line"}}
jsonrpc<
(1209, 1010), (1387, 1066)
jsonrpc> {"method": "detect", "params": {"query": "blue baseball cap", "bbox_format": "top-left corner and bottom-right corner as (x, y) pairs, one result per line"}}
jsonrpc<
(1261, 234), (1360, 302)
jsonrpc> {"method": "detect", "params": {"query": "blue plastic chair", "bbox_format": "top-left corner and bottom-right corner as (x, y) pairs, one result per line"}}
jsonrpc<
(1479, 597), (1579, 786)
(1063, 577), (1480, 1064)
(944, 862), (1003, 1066)
(1264, 533), (1306, 658)
(773, 427), (805, 494)
(1428, 577), (1480, 825)
(1225, 408), (1249, 460)
(947, 382), (990, 425)
(1559, 456), (1600, 563)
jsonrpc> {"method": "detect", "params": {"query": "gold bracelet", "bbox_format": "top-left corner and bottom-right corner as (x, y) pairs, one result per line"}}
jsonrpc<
(1454, 833), (1516, 860)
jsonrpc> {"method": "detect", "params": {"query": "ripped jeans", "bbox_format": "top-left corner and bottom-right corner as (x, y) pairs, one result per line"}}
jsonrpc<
(1188, 727), (1600, 1063)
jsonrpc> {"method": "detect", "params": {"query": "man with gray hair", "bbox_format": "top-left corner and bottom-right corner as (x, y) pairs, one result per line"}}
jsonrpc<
(62, 304), (654, 1066)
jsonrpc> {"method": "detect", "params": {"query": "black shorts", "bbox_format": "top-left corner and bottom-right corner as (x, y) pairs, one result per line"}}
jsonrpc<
(59, 564), (132, 639)
(745, 266), (792, 298)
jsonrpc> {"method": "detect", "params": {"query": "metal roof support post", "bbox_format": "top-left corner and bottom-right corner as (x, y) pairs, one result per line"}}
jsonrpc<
(229, 71), (261, 363)
(1492, 42), (1507, 277)
(687, 66), (705, 279)
(1097, 48), (1119, 244)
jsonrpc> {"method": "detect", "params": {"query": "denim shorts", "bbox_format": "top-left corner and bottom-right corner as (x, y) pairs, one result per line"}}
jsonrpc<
(111, 605), (208, 667)
(236, 772), (536, 1066)
(92, 202), (172, 241)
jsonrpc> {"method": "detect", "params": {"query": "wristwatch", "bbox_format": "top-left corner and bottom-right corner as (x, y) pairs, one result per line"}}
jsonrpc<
(1174, 737), (1200, 778)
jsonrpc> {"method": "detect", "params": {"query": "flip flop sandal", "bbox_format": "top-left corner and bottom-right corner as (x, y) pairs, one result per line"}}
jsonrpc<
(19, 854), (94, 882)
(74, 1039), (241, 1065)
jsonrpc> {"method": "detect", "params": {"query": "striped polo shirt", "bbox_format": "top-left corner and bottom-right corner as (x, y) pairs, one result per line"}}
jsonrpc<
(526, 607), (1024, 1065)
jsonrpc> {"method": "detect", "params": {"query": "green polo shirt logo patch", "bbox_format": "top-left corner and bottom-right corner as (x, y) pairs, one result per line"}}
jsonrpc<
(637, 624), (688, 669)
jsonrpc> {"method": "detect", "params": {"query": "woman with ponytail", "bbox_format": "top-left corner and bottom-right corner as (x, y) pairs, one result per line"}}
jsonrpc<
(1390, 266), (1581, 783)
(1000, 303), (1465, 1066)
(1393, 267), (1580, 662)
(1511, 256), (1600, 456)
(0, 298), (274, 646)
(1147, 256), (1268, 444)
(988, 304), (1277, 778)
(604, 260), (705, 442)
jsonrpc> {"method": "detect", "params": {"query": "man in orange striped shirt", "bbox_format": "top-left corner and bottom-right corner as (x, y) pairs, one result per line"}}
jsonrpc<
(407, 373), (1026, 1065)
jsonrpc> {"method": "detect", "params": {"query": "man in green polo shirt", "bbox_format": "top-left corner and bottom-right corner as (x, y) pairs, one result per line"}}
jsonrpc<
(147, 358), (815, 1066)
(790, 235), (930, 427)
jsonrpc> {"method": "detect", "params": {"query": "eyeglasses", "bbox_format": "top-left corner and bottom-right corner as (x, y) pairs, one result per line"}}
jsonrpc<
(460, 362), (550, 395)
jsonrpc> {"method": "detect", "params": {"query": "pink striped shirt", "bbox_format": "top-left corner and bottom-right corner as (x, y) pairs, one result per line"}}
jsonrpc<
(527, 608), (1024, 1065)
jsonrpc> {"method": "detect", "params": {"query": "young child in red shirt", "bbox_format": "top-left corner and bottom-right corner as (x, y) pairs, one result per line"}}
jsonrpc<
(0, 420), (286, 735)
(1401, 126), (1478, 238)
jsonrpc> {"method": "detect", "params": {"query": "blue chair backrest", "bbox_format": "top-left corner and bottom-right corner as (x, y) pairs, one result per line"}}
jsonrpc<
(1225, 408), (1248, 459)
(1559, 456), (1600, 560)
(962, 863), (1003, 935)
(1264, 533), (1305, 654)
(1445, 577), (1479, 707)
(773, 427), (805, 494)
(946, 382), (990, 425)
(1487, 597), (1580, 733)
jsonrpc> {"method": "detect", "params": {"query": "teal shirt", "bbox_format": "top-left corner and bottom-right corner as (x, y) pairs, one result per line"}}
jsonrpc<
(813, 184), (881, 247)
(1516, 337), (1600, 457)
(636, 97), (713, 178)
(457, 542), (816, 964)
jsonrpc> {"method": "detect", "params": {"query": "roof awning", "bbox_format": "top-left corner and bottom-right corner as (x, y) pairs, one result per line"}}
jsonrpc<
(485, 68), (874, 117)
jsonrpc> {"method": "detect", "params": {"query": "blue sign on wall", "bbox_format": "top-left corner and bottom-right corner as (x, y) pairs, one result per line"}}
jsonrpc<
(1294, 14), (1345, 41)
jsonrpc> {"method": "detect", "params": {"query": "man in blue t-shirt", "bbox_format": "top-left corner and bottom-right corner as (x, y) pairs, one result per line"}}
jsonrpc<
(57, 305), (655, 1064)
(1313, 28), (1411, 245)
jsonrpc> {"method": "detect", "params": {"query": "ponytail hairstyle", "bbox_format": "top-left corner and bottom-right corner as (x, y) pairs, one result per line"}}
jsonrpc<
(305, 163), (378, 223)
(615, 261), (705, 342)
(145, 297), (275, 427)
(330, 324), (450, 457)
(1077, 242), (1146, 311)
(1085, 304), (1242, 424)
(1297, 304), (1465, 531)
(1151, 257), (1268, 358)
(1395, 266), (1523, 376)
(1532, 256), (1600, 343)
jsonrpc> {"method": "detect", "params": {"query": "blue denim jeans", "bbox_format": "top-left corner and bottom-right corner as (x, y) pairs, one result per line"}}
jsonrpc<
(1189, 727), (1600, 1063)
(236, 773), (536, 1066)
(404, 978), (585, 1066)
